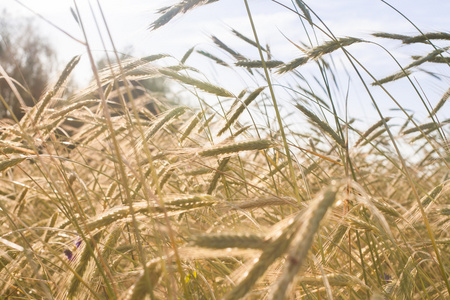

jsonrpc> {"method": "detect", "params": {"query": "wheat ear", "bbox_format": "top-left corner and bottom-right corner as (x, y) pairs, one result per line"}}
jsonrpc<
(268, 183), (339, 300)
(198, 139), (273, 157)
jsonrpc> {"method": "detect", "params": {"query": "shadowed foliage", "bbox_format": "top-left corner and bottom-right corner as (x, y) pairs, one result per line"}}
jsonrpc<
(0, 11), (57, 120)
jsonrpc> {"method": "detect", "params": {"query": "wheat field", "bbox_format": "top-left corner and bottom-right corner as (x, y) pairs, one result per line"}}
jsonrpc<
(0, 1), (449, 299)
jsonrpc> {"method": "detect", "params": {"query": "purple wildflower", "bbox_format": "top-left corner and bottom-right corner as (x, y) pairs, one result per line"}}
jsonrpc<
(64, 249), (74, 261)
(383, 273), (392, 283)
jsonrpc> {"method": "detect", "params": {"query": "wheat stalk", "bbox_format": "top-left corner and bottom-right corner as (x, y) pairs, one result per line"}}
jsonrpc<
(218, 87), (265, 136)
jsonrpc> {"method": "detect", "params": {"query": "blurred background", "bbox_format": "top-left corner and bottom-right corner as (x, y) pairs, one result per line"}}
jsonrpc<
(1, 0), (449, 122)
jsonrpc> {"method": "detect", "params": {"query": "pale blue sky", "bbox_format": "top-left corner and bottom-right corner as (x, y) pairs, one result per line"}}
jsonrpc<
(3, 0), (450, 124)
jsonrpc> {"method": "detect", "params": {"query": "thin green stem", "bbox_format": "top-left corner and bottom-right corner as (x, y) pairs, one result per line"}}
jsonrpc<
(243, 0), (301, 202)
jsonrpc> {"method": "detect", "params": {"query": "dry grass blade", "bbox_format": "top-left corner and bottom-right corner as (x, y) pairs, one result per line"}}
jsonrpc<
(103, 54), (168, 75)
(223, 221), (297, 300)
(91, 226), (122, 276)
(409, 127), (437, 143)
(57, 214), (80, 230)
(159, 68), (233, 97)
(0, 141), (34, 155)
(355, 117), (391, 147)
(198, 139), (274, 157)
(43, 212), (58, 243)
(297, 86), (330, 109)
(218, 87), (265, 136)
(191, 233), (266, 249)
(196, 50), (229, 67)
(158, 167), (174, 191)
(431, 87), (450, 117)
(372, 32), (410, 41)
(67, 232), (102, 299)
(232, 125), (252, 137)
(360, 128), (388, 146)
(144, 106), (188, 141)
(164, 194), (217, 210)
(185, 167), (212, 176)
(231, 28), (267, 52)
(235, 60), (283, 68)
(53, 56), (82, 92)
(346, 216), (380, 232)
(233, 197), (298, 209)
(127, 54), (169, 67)
(97, 54), (168, 83)
(0, 237), (24, 252)
(212, 35), (247, 61)
(420, 181), (445, 207)
(199, 112), (216, 133)
(412, 55), (450, 64)
(231, 89), (247, 110)
(278, 56), (309, 74)
(324, 224), (348, 256)
(370, 198), (402, 218)
(295, 0), (313, 25)
(181, 46), (195, 64)
(207, 156), (230, 194)
(298, 162), (318, 179)
(180, 111), (203, 143)
(404, 47), (449, 70)
(402, 119), (450, 135)
(268, 184), (339, 300)
(85, 202), (150, 230)
(48, 99), (99, 120)
(32, 55), (80, 124)
(277, 38), (363, 73)
(402, 32), (450, 44)
(371, 34), (449, 87)
(372, 70), (411, 85)
(298, 273), (369, 290)
(123, 259), (162, 300)
(86, 195), (217, 230)
(295, 104), (345, 148)
(0, 157), (27, 172)
(149, 0), (219, 30)
(13, 187), (28, 216)
(308, 37), (363, 60)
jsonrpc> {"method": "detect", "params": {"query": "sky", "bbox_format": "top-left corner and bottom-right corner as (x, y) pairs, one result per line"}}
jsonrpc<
(2, 0), (450, 126)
